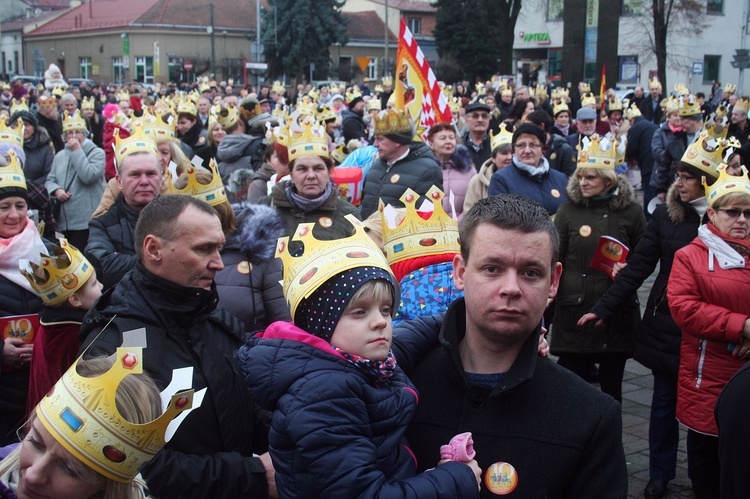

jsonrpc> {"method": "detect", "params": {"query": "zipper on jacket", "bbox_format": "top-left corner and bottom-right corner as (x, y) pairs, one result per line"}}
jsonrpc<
(695, 339), (707, 388)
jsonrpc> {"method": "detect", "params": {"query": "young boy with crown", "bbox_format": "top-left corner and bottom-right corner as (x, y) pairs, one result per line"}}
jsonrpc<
(238, 212), (482, 498)
(19, 238), (103, 413)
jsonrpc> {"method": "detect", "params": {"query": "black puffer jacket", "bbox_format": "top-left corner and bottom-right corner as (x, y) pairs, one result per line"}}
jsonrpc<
(216, 203), (291, 334)
(85, 194), (139, 291)
(79, 263), (270, 499)
(360, 142), (442, 218)
(591, 184), (701, 374)
(341, 107), (367, 143)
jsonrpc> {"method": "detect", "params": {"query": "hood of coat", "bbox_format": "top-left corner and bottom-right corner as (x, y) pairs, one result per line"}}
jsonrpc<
(441, 144), (474, 173)
(224, 202), (286, 263)
(665, 181), (704, 224)
(26, 125), (50, 150)
(216, 133), (260, 163)
(566, 172), (635, 209)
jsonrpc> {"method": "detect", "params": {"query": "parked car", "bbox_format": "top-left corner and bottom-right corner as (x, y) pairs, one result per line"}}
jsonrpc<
(68, 78), (95, 88)
(10, 75), (42, 86)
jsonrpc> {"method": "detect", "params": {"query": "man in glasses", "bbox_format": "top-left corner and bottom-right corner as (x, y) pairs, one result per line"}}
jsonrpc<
(462, 98), (493, 171)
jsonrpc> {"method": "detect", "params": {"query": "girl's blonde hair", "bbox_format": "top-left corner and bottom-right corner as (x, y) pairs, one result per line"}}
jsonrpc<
(346, 279), (394, 311)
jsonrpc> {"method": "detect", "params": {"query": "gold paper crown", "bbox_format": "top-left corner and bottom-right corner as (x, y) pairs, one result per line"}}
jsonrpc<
(271, 81), (286, 94)
(117, 89), (130, 102)
(441, 84), (453, 99)
(316, 105), (337, 123)
(475, 83), (485, 95)
(37, 346), (196, 482)
(490, 123), (513, 152)
(648, 77), (662, 90)
(501, 87), (513, 98)
(276, 214), (394, 318)
(166, 159), (227, 207)
(448, 97), (461, 114)
(577, 134), (625, 170)
(581, 92), (597, 108)
(330, 142), (348, 164)
(0, 82), (9, 91)
(62, 111), (86, 132)
(533, 84), (548, 99)
(273, 104), (289, 123)
(296, 99), (317, 117)
(346, 86), (363, 105)
(0, 150), (27, 191)
(725, 83), (736, 94)
(209, 103), (239, 129)
(734, 98), (750, 114)
(287, 120), (329, 161)
(674, 83), (689, 96)
(20, 238), (94, 306)
(682, 129), (730, 179)
(140, 108), (175, 142)
(366, 98), (382, 112)
(329, 84), (340, 94)
(579, 83), (591, 93)
(703, 111), (730, 141)
(678, 94), (701, 117)
(37, 95), (57, 111)
(176, 96), (197, 117)
(373, 108), (412, 137)
(51, 86), (64, 98)
(379, 186), (460, 265)
(625, 101), (642, 119)
(382, 76), (393, 87)
(114, 121), (159, 168)
(0, 117), (24, 149)
(663, 95), (679, 113)
(374, 84), (384, 94)
(199, 82), (211, 94)
(81, 96), (95, 110)
(704, 164), (750, 206)
(607, 98), (623, 112)
(307, 88), (320, 102)
(10, 97), (29, 114)
(266, 122), (291, 148)
(553, 101), (569, 116)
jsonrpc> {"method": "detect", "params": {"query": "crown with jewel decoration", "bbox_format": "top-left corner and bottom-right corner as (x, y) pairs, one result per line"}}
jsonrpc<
(272, 103), (289, 123)
(266, 120), (291, 148)
(703, 110), (730, 141)
(553, 101), (569, 117)
(0, 150), (27, 191)
(307, 88), (320, 102)
(581, 92), (596, 108)
(678, 94), (701, 117)
(374, 84), (384, 94)
(577, 134), (626, 170)
(166, 159), (227, 206)
(276, 214), (395, 318)
(36, 344), (199, 483)
(681, 129), (730, 180)
(176, 95), (197, 117)
(378, 186), (459, 265)
(579, 82), (591, 93)
(19, 238), (94, 306)
(366, 98), (382, 112)
(674, 83), (690, 96)
(625, 101), (642, 120)
(448, 97), (461, 115)
(704, 164), (750, 207)
(51, 86), (65, 98)
(114, 121), (159, 169)
(330, 142), (348, 164)
(37, 95), (57, 112)
(287, 120), (329, 161)
(734, 98), (750, 114)
(81, 96), (95, 111)
(117, 89), (130, 102)
(648, 77), (662, 90)
(490, 123), (513, 152)
(725, 83), (736, 94)
(346, 86), (363, 105)
(138, 108), (175, 142)
(316, 105), (336, 123)
(10, 97), (28, 114)
(209, 103), (239, 130)
(607, 97), (623, 113)
(0, 117), (24, 149)
(373, 108), (413, 137)
(62, 111), (87, 132)
(295, 99), (317, 117)
(382, 75), (393, 87)
(501, 87), (513, 98)
(271, 81), (286, 94)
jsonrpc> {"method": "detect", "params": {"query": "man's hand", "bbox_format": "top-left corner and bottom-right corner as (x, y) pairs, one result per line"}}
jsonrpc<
(67, 136), (81, 151)
(612, 262), (627, 280)
(2, 337), (33, 369)
(258, 452), (277, 499)
(578, 313), (605, 328)
(55, 189), (72, 202)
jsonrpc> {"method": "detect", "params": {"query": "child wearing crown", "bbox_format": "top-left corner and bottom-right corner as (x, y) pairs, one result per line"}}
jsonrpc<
(239, 215), (482, 498)
(19, 238), (103, 413)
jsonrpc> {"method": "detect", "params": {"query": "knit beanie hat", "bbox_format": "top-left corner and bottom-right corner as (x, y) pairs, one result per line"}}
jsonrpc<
(512, 123), (547, 146)
(10, 110), (38, 131)
(294, 266), (397, 341)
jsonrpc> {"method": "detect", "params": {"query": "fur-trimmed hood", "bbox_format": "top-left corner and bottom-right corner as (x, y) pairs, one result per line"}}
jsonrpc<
(440, 144), (474, 173)
(224, 202), (286, 263)
(27, 125), (50, 150)
(665, 181), (702, 224)
(566, 173), (635, 210)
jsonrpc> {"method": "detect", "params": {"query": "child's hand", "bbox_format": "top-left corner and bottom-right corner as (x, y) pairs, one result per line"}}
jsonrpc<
(465, 459), (482, 491)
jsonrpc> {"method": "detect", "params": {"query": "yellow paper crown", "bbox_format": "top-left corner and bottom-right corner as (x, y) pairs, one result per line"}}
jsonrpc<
(553, 101), (569, 116)
(209, 103), (239, 129)
(682, 129), (730, 179)
(36, 346), (196, 483)
(330, 142), (349, 164)
(501, 87), (513, 98)
(346, 86), (363, 105)
(579, 82), (591, 93)
(382, 75), (393, 87)
(62, 111), (87, 132)
(199, 82), (211, 94)
(625, 101), (642, 119)
(441, 84), (453, 99)
(51, 86), (65, 98)
(704, 164), (750, 207)
(725, 83), (736, 94)
(475, 83), (485, 95)
(379, 186), (460, 265)
(448, 97), (461, 115)
(20, 238), (94, 306)
(287, 120), (329, 161)
(577, 134), (625, 170)
(674, 83), (690, 96)
(373, 108), (413, 137)
(648, 77), (662, 90)
(663, 95), (679, 113)
(10, 97), (29, 114)
(307, 88), (320, 102)
(374, 84), (384, 94)
(581, 92), (597, 108)
(607, 98), (623, 112)
(490, 123), (513, 152)
(266, 121), (291, 148)
(37, 95), (57, 112)
(176, 96), (197, 117)
(139, 108), (175, 142)
(114, 121), (159, 168)
(117, 89), (130, 102)
(316, 105), (337, 123)
(366, 98), (382, 112)
(276, 214), (394, 318)
(734, 98), (750, 114)
(534, 84), (548, 99)
(295, 99), (317, 117)
(0, 117), (24, 149)
(0, 150), (27, 191)
(272, 103), (289, 123)
(272, 81), (286, 94)
(678, 94), (701, 117)
(166, 159), (227, 206)
(81, 96), (95, 110)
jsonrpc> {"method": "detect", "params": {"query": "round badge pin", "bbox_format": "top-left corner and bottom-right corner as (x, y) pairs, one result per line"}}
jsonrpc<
(319, 217), (333, 228)
(579, 225), (592, 237)
(237, 261), (251, 274)
(551, 189), (561, 198)
(390, 174), (400, 183)
(550, 152), (557, 160)
(484, 462), (519, 495)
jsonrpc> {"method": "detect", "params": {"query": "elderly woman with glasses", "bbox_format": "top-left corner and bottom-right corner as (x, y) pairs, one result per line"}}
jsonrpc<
(487, 123), (569, 216)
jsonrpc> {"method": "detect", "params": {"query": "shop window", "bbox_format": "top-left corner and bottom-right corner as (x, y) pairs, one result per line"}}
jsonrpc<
(112, 57), (125, 84)
(707, 0), (723, 14)
(703, 55), (720, 84)
(135, 56), (153, 84)
(80, 57), (91, 79)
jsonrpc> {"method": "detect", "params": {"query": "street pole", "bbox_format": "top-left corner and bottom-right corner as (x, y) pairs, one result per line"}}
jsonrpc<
(384, 0), (388, 78)
(210, 3), (216, 78)
(741, 0), (749, 95)
(256, 0), (261, 89)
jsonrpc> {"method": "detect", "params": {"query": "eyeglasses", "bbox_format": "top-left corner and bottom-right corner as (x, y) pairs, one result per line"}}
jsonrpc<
(514, 142), (543, 150)
(674, 174), (697, 183)
(716, 208), (750, 219)
(469, 112), (489, 119)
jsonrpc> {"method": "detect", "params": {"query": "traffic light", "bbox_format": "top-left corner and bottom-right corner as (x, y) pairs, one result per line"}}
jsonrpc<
(732, 49), (750, 69)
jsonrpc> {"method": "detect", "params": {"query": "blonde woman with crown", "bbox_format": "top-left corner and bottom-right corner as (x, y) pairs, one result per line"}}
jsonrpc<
(667, 165), (750, 498)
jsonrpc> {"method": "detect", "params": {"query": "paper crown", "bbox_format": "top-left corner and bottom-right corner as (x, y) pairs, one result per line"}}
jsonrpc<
(166, 159), (227, 207)
(374, 84), (384, 94)
(346, 86), (363, 105)
(704, 164), (750, 207)
(577, 134), (626, 170)
(607, 98), (623, 113)
(37, 95), (57, 112)
(19, 238), (94, 306)
(62, 111), (87, 132)
(271, 81), (286, 94)
(114, 121), (159, 168)
(552, 87), (569, 101)
(734, 98), (750, 114)
(10, 97), (29, 114)
(36, 345), (198, 482)
(266, 121), (291, 148)
(374, 108), (412, 137)
(295, 99), (317, 117)
(553, 102), (569, 117)
(501, 87), (513, 98)
(448, 97), (461, 114)
(117, 89), (130, 102)
(139, 108), (175, 142)
(199, 82), (211, 94)
(678, 94), (701, 117)
(0, 150), (27, 191)
(176, 96), (197, 117)
(209, 103), (239, 129)
(81, 96), (95, 110)
(51, 86), (65, 98)
(682, 129), (731, 179)
(490, 123), (513, 152)
(662, 95), (679, 113)
(0, 117), (24, 149)
(366, 98), (382, 112)
(475, 83), (485, 95)
(382, 75), (393, 87)
(0, 82), (9, 90)
(581, 92), (596, 108)
(316, 105), (337, 123)
(276, 214), (394, 318)
(531, 84), (547, 99)
(287, 120), (329, 161)
(330, 142), (349, 164)
(704, 110), (730, 141)
(725, 83), (736, 94)
(272, 103), (290, 123)
(648, 77), (662, 90)
(306, 88), (320, 102)
(674, 83), (690, 96)
(379, 186), (460, 265)
(625, 101), (642, 119)
(579, 82), (591, 93)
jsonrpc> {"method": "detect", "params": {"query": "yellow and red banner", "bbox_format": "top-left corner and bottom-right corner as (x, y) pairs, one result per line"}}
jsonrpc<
(599, 64), (607, 112)
(394, 19), (452, 133)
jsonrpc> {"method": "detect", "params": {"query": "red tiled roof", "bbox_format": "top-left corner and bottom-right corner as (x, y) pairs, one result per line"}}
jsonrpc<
(357, 0), (436, 13)
(23, 0), (70, 9)
(343, 11), (396, 43)
(133, 0), (268, 30)
(26, 0), (158, 36)
(1, 11), (61, 32)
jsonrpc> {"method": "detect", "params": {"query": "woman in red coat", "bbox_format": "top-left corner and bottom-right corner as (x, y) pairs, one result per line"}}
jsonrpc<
(668, 164), (750, 499)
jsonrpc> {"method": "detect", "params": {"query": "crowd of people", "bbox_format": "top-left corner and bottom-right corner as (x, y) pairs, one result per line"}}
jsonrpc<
(0, 63), (749, 499)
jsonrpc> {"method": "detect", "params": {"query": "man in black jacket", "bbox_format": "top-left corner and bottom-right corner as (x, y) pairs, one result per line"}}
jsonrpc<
(394, 195), (627, 498)
(639, 77), (664, 125)
(625, 104), (658, 217)
(80, 195), (275, 499)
